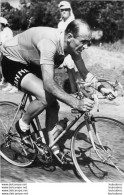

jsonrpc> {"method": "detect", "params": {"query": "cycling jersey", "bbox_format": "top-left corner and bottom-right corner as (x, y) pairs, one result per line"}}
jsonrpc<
(2, 27), (65, 68)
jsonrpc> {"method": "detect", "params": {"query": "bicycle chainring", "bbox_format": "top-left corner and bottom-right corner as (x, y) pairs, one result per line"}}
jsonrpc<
(36, 143), (53, 164)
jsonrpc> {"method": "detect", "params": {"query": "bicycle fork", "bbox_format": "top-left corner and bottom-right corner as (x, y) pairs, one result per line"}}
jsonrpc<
(84, 113), (104, 160)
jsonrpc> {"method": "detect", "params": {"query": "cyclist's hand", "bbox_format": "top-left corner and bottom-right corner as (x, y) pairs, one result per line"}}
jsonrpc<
(77, 98), (94, 112)
(100, 88), (116, 100)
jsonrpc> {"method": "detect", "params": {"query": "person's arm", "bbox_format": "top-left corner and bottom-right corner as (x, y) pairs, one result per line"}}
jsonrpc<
(71, 54), (89, 80)
(41, 63), (78, 107)
(41, 63), (94, 111)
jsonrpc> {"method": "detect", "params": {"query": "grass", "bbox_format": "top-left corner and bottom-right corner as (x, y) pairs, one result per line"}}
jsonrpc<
(101, 40), (124, 53)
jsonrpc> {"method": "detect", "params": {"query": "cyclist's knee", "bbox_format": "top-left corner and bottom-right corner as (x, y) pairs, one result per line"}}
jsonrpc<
(36, 97), (47, 108)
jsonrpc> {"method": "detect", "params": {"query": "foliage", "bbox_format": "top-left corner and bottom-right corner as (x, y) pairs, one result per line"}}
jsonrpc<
(26, 0), (60, 28)
(101, 40), (124, 53)
(1, 0), (124, 43)
(71, 1), (124, 42)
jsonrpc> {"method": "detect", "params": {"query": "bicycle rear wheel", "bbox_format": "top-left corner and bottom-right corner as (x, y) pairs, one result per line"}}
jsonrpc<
(71, 117), (124, 182)
(0, 101), (36, 167)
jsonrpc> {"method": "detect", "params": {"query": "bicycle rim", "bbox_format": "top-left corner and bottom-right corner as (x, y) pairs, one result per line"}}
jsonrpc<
(71, 117), (124, 182)
(0, 101), (36, 167)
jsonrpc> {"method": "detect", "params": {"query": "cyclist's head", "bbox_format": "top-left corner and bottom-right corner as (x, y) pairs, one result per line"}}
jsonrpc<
(64, 19), (91, 55)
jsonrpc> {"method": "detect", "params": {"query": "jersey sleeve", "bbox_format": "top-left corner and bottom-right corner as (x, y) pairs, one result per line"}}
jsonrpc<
(37, 39), (56, 65)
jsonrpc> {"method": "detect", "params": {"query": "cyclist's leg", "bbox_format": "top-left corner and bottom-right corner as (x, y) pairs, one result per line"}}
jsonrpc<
(20, 73), (60, 146)
(21, 73), (47, 123)
(46, 100), (60, 146)
(20, 73), (59, 124)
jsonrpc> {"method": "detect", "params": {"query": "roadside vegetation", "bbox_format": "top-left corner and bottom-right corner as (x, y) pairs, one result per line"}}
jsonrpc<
(101, 41), (124, 53)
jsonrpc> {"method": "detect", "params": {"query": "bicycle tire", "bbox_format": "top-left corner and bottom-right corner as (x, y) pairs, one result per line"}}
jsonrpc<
(71, 116), (124, 182)
(0, 101), (37, 167)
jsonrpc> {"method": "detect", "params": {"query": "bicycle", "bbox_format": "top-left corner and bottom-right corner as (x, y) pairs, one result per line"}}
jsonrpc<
(0, 78), (124, 182)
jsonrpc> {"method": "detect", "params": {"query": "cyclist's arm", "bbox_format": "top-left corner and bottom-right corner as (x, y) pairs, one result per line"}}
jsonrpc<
(72, 54), (89, 81)
(41, 63), (79, 108)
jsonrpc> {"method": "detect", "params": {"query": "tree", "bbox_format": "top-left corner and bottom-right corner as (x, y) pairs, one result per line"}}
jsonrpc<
(1, 0), (124, 42)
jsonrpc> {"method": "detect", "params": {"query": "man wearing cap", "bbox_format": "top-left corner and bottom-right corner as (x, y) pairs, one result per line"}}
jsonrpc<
(58, 1), (75, 32)
(1, 19), (115, 164)
(58, 1), (78, 94)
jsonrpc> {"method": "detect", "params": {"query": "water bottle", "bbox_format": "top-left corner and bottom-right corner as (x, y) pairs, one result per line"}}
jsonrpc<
(51, 118), (68, 139)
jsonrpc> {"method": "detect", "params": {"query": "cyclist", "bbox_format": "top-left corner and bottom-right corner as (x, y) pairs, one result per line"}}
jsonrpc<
(1, 19), (115, 163)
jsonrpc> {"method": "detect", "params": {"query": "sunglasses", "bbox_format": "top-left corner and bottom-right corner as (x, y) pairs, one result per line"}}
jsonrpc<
(60, 8), (70, 12)
(81, 40), (91, 46)
(77, 37), (91, 47)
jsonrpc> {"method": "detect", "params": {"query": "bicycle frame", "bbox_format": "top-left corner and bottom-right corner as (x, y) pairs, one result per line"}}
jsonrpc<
(9, 92), (85, 148)
(9, 92), (107, 161)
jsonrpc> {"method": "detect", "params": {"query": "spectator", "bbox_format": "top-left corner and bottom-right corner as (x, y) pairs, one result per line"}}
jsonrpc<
(58, 1), (83, 94)
(0, 17), (18, 93)
(58, 1), (75, 32)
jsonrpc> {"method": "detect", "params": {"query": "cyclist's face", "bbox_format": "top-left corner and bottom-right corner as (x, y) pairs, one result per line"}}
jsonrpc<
(67, 33), (91, 56)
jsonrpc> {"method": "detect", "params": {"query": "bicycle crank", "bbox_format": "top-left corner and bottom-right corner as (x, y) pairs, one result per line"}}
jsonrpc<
(34, 139), (53, 164)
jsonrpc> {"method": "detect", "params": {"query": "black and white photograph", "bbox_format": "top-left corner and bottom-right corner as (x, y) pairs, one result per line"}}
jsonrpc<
(0, 0), (124, 194)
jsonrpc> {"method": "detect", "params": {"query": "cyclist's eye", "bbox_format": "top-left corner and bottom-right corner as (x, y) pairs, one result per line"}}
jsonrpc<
(81, 40), (91, 46)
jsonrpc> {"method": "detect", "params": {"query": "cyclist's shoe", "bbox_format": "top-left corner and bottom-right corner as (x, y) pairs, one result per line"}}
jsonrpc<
(15, 121), (32, 148)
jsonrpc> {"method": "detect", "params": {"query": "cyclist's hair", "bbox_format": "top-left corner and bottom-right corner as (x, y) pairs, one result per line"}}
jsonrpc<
(65, 19), (90, 38)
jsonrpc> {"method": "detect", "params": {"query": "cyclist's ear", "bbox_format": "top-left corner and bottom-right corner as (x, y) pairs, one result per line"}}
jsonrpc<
(67, 33), (74, 43)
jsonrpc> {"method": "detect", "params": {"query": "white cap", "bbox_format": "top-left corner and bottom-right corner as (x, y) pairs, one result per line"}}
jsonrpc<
(58, 1), (71, 9)
(0, 17), (8, 25)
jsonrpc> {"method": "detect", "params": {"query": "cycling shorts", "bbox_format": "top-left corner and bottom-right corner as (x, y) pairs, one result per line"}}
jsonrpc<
(1, 56), (42, 90)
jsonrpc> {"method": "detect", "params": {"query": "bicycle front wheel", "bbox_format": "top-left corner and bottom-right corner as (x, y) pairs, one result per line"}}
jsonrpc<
(71, 117), (124, 182)
(0, 101), (36, 167)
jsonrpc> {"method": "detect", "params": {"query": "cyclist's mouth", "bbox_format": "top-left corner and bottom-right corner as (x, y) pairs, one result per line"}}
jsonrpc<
(76, 46), (84, 54)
